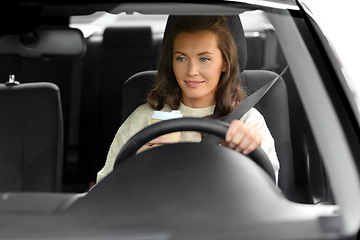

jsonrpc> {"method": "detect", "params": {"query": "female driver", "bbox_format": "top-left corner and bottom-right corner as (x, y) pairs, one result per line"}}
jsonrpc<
(96, 16), (279, 184)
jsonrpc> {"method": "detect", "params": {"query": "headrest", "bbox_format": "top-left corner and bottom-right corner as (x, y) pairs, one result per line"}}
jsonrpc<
(0, 55), (24, 75)
(163, 15), (247, 72)
(103, 27), (153, 49)
(0, 27), (86, 58)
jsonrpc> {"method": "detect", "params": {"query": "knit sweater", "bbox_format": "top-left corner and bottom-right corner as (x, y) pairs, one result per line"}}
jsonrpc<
(97, 102), (280, 183)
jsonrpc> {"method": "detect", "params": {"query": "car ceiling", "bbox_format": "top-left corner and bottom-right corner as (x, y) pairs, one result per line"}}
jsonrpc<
(0, 0), (297, 34)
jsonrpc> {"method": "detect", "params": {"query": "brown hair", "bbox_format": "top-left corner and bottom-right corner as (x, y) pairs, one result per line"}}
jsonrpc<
(147, 16), (246, 119)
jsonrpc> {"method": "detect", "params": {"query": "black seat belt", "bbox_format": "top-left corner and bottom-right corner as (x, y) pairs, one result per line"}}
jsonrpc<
(202, 66), (288, 145)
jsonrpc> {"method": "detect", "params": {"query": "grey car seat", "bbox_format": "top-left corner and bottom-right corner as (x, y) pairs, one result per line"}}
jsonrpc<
(121, 15), (295, 200)
(0, 55), (63, 192)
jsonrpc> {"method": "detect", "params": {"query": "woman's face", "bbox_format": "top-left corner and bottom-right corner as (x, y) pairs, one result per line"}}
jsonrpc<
(173, 31), (226, 108)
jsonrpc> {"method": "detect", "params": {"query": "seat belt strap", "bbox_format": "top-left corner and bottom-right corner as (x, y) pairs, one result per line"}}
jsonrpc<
(202, 66), (288, 144)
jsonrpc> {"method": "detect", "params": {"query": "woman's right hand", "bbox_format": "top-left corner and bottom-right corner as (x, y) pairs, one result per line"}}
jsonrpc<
(136, 136), (170, 154)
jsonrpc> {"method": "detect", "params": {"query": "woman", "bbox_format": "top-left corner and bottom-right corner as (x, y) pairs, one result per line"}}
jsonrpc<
(97, 16), (279, 184)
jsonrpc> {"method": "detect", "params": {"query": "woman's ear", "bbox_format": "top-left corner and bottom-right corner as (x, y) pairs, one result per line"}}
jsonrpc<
(222, 61), (227, 72)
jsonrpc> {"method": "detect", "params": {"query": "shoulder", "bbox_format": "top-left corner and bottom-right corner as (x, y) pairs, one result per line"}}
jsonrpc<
(115, 103), (155, 143)
(131, 103), (155, 117)
(124, 103), (154, 128)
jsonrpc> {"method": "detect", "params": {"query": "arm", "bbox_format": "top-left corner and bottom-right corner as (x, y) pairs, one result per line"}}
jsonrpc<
(223, 108), (280, 183)
(96, 104), (154, 183)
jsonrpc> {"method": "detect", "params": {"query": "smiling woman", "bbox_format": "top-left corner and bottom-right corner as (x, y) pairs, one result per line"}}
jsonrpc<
(96, 15), (279, 184)
(172, 31), (226, 108)
(149, 16), (246, 117)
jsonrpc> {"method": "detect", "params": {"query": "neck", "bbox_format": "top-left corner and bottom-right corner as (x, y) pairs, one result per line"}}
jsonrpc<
(181, 96), (216, 108)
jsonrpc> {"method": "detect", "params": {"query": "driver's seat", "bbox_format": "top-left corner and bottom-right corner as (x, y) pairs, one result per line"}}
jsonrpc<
(122, 15), (295, 201)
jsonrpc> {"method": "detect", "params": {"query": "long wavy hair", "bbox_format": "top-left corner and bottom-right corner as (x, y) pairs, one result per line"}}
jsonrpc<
(147, 16), (246, 119)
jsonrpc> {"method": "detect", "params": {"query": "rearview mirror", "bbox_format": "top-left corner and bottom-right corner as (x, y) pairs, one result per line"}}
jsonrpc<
(0, 27), (86, 58)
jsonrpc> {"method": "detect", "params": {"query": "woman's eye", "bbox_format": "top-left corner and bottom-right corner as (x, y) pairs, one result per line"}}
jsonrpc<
(176, 57), (186, 62)
(200, 57), (210, 62)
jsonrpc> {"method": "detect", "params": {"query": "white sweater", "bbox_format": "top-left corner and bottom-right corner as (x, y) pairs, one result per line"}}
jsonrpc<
(97, 102), (279, 183)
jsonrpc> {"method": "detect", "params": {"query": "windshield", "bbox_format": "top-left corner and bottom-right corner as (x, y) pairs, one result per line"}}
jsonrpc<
(1, 1), (360, 238)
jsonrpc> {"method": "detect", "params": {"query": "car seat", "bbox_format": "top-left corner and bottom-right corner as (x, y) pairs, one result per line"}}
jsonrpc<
(0, 55), (63, 192)
(122, 15), (295, 201)
(90, 27), (155, 173)
(0, 26), (86, 192)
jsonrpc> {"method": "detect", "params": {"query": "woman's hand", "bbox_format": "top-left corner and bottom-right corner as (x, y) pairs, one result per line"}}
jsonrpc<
(223, 119), (262, 155)
(136, 136), (170, 154)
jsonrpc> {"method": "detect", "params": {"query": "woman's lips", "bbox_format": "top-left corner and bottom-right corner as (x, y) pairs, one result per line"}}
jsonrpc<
(184, 80), (204, 88)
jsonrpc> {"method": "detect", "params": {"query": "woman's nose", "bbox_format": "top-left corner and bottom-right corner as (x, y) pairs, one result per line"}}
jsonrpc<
(187, 61), (199, 76)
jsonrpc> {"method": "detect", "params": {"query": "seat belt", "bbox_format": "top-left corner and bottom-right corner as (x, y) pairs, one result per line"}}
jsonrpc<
(202, 66), (288, 145)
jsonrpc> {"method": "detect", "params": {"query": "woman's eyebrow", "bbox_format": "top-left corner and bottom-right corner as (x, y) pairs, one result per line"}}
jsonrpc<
(174, 51), (187, 55)
(198, 51), (213, 56)
(174, 51), (213, 56)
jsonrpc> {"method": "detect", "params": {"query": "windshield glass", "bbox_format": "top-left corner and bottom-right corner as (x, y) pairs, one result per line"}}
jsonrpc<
(2, 1), (360, 238)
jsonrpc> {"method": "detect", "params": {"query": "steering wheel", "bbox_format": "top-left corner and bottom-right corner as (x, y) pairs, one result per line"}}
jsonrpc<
(114, 117), (275, 182)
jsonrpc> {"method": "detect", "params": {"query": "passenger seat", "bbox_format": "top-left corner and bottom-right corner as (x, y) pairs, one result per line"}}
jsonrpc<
(0, 55), (63, 192)
(0, 26), (85, 192)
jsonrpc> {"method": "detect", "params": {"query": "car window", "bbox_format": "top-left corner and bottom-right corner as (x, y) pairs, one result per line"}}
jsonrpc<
(1, 1), (360, 239)
(67, 7), (326, 201)
(67, 5), (358, 210)
(12, 6), (326, 201)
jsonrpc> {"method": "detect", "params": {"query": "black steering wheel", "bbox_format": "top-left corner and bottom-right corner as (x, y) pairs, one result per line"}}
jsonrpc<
(114, 117), (276, 182)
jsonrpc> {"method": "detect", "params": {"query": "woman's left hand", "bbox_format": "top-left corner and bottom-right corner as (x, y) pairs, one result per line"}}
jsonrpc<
(222, 119), (262, 155)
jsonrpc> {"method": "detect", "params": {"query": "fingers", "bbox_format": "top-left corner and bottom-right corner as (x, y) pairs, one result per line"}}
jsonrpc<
(148, 137), (170, 146)
(136, 137), (170, 154)
(225, 120), (262, 154)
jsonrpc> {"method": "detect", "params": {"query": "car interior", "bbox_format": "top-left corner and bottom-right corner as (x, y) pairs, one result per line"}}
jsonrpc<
(0, 3), (331, 204)
(1, 1), (359, 239)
